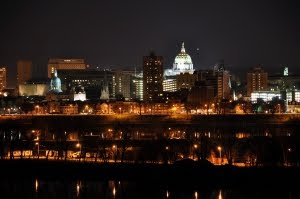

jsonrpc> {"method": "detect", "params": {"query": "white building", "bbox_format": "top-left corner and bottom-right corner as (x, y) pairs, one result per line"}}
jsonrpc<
(164, 42), (194, 76)
(251, 91), (281, 102)
(132, 72), (143, 101)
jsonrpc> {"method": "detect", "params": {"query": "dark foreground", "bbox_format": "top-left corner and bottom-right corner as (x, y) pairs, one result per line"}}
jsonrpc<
(0, 160), (299, 198)
(0, 160), (299, 188)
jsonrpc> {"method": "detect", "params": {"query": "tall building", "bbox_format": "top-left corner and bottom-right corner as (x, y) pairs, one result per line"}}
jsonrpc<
(216, 70), (231, 99)
(47, 58), (86, 78)
(132, 72), (143, 101)
(114, 69), (135, 101)
(0, 67), (6, 91)
(247, 65), (268, 96)
(194, 66), (231, 101)
(143, 53), (163, 102)
(17, 60), (32, 86)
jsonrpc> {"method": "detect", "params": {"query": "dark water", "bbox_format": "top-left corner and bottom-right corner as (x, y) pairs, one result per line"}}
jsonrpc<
(0, 179), (298, 199)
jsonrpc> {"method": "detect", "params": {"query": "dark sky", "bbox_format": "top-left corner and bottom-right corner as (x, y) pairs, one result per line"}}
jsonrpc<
(0, 0), (300, 87)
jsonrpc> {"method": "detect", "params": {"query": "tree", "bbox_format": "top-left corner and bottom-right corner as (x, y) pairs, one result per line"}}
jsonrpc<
(21, 102), (34, 114)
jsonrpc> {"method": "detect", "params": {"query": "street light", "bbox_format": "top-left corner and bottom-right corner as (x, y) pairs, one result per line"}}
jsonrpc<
(204, 104), (208, 115)
(76, 143), (82, 158)
(193, 144), (198, 160)
(119, 107), (122, 114)
(287, 148), (292, 166)
(35, 142), (39, 159)
(217, 146), (222, 164)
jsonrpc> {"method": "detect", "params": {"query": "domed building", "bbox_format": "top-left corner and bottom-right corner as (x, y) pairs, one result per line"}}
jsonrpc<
(163, 42), (195, 92)
(50, 69), (62, 93)
(164, 42), (194, 77)
(172, 42), (194, 75)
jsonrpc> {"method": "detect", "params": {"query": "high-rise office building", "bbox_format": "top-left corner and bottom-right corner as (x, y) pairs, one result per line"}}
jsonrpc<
(143, 53), (163, 102)
(194, 66), (231, 101)
(114, 69), (135, 101)
(17, 60), (32, 86)
(0, 67), (6, 91)
(132, 72), (144, 101)
(216, 70), (231, 99)
(47, 58), (86, 78)
(247, 65), (268, 96)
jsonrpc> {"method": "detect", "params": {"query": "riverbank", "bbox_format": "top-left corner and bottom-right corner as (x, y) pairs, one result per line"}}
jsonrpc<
(0, 160), (299, 188)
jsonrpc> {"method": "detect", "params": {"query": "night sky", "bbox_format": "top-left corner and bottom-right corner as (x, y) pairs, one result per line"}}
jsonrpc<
(0, 0), (299, 87)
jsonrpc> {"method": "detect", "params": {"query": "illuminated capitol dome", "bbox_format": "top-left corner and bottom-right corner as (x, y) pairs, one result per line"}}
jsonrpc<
(164, 42), (194, 76)
(172, 42), (194, 75)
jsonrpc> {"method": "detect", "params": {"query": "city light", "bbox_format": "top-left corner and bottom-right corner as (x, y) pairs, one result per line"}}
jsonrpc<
(35, 179), (39, 192)
(1, 1), (300, 198)
(113, 187), (116, 198)
(218, 146), (222, 164)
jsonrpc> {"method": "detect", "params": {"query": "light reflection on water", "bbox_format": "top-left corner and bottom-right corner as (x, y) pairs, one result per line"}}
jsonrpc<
(218, 189), (222, 199)
(76, 180), (81, 197)
(35, 178), (38, 193)
(0, 179), (297, 199)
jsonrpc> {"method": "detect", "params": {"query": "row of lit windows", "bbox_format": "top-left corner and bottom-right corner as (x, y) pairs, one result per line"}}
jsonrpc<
(251, 92), (281, 102)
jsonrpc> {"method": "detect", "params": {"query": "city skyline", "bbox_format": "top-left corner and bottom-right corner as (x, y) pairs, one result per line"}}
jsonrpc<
(1, 2), (300, 198)
(1, 1), (300, 87)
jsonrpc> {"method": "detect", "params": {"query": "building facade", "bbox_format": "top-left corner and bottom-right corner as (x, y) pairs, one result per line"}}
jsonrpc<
(194, 68), (231, 100)
(17, 60), (32, 86)
(19, 84), (49, 96)
(216, 70), (231, 99)
(47, 58), (86, 78)
(163, 77), (177, 92)
(268, 66), (300, 91)
(188, 81), (215, 105)
(247, 65), (268, 96)
(57, 69), (116, 100)
(143, 53), (163, 102)
(176, 73), (197, 91)
(250, 91), (281, 102)
(132, 72), (143, 101)
(0, 67), (6, 91)
(113, 69), (135, 101)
